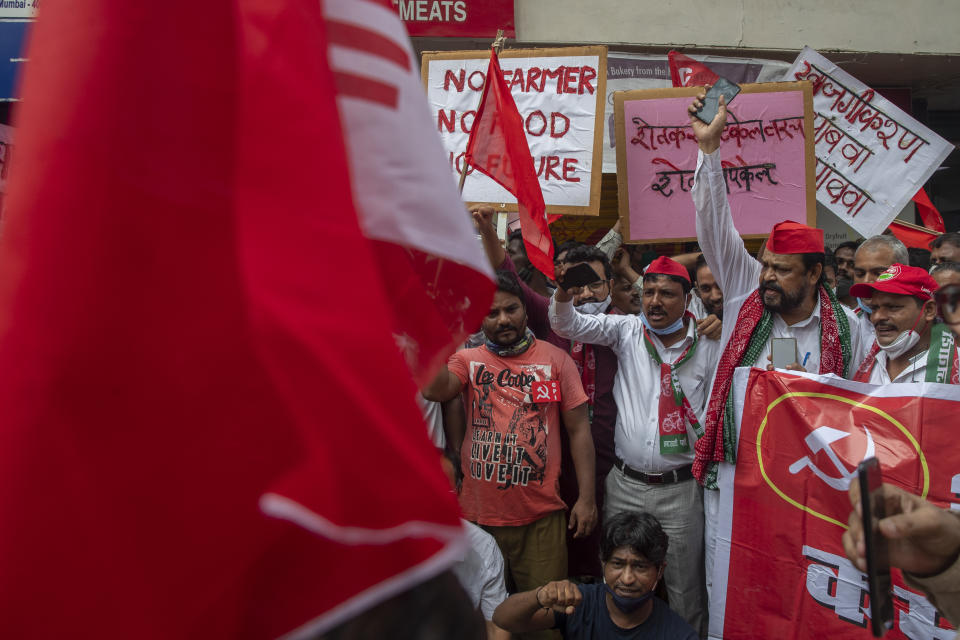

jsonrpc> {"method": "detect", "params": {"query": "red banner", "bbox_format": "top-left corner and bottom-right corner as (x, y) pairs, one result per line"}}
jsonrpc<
(392, 0), (514, 37)
(713, 369), (958, 639)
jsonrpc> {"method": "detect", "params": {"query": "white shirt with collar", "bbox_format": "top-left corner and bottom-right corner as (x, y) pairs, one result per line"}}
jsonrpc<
(862, 349), (930, 384)
(549, 297), (720, 473)
(692, 149), (868, 375)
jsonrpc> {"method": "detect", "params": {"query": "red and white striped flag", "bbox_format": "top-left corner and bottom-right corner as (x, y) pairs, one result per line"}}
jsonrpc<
(0, 0), (492, 637)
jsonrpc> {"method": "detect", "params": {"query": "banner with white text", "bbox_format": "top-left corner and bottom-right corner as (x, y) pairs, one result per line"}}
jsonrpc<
(710, 368), (958, 639)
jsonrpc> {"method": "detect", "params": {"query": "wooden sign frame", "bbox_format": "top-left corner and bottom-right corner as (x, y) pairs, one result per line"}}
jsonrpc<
(421, 45), (608, 217)
(613, 81), (816, 243)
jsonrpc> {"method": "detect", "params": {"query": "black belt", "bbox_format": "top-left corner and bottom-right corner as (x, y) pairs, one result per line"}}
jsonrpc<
(614, 458), (693, 485)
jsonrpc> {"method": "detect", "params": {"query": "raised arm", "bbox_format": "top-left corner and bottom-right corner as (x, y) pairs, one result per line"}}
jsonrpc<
(689, 92), (761, 301)
(548, 289), (627, 348)
(492, 581), (582, 634)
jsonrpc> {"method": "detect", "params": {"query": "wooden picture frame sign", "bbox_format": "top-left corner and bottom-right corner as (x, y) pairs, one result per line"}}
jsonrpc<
(614, 81), (816, 243)
(422, 46), (608, 216)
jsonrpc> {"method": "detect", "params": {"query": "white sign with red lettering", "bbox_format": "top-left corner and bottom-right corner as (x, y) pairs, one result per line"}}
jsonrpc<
(789, 47), (954, 238)
(423, 47), (607, 215)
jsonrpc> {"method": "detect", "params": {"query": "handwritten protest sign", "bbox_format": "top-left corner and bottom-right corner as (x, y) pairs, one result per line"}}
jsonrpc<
(602, 53), (792, 172)
(614, 83), (815, 243)
(789, 47), (953, 239)
(422, 46), (607, 216)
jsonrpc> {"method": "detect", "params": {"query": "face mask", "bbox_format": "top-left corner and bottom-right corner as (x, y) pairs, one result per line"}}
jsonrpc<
(877, 304), (929, 359)
(857, 297), (873, 315)
(576, 296), (610, 316)
(604, 583), (657, 613)
(640, 312), (684, 336)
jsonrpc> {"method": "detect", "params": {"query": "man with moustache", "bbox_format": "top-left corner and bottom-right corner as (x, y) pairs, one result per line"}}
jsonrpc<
(553, 244), (626, 579)
(687, 91), (865, 606)
(930, 232), (960, 267)
(849, 264), (957, 384)
(610, 274), (643, 315)
(852, 235), (910, 341)
(424, 271), (598, 622)
(693, 254), (723, 321)
(549, 256), (719, 635)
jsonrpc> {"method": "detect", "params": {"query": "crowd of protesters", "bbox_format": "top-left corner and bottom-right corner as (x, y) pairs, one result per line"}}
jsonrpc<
(415, 93), (960, 640)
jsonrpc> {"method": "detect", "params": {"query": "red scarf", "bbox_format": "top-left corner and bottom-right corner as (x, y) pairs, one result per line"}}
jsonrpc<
(853, 342), (881, 382)
(693, 286), (848, 484)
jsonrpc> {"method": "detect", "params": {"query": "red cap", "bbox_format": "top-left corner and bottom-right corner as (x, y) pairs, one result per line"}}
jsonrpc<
(767, 221), (824, 254)
(849, 263), (939, 301)
(646, 256), (690, 282)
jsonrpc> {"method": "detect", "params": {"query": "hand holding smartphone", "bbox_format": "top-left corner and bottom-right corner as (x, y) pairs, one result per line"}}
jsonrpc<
(770, 337), (798, 369)
(695, 77), (741, 124)
(858, 457), (893, 637)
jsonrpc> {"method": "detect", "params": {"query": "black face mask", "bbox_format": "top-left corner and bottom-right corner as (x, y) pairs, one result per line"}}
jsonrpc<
(604, 584), (656, 612)
(835, 274), (853, 298)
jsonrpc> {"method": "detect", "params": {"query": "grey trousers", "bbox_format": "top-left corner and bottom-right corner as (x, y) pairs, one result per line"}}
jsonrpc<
(605, 465), (707, 638)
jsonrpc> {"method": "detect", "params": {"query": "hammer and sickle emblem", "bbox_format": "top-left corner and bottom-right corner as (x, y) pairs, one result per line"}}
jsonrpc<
(788, 426), (875, 491)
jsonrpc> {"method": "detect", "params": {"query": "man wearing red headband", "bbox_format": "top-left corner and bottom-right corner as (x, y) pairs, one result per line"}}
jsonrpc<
(687, 92), (868, 606)
(550, 255), (719, 635)
(849, 264), (957, 384)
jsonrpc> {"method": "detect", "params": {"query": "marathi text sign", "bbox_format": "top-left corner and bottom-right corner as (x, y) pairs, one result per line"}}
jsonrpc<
(789, 47), (954, 239)
(712, 369), (958, 640)
(602, 53), (792, 172)
(614, 83), (815, 243)
(422, 46), (607, 216)
(392, 0), (513, 37)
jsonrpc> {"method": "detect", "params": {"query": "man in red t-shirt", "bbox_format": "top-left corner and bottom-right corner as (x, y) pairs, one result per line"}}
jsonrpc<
(425, 271), (597, 608)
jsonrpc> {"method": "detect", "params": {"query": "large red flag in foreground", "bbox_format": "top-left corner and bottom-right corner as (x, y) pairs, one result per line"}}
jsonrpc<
(669, 50), (720, 88)
(465, 47), (555, 279)
(711, 369), (958, 640)
(0, 0), (492, 637)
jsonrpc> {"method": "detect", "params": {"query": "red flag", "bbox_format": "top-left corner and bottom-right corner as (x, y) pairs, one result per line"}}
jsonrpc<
(465, 47), (555, 279)
(668, 50), (720, 87)
(0, 0), (490, 637)
(888, 219), (942, 249)
(911, 186), (945, 232)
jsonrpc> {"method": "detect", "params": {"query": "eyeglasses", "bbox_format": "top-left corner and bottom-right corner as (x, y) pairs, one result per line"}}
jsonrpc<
(935, 284), (960, 325)
(584, 280), (609, 293)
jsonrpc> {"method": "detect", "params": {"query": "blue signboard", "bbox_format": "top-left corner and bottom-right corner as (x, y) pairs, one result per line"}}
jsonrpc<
(0, 20), (30, 101)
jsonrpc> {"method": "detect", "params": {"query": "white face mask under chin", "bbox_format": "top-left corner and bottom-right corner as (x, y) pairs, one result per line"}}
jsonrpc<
(576, 296), (610, 316)
(877, 328), (922, 359)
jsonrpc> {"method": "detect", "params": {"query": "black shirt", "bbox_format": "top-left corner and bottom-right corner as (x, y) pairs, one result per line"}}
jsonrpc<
(553, 583), (698, 639)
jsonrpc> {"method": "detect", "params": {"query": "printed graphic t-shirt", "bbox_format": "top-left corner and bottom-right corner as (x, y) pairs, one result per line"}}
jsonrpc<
(449, 340), (589, 526)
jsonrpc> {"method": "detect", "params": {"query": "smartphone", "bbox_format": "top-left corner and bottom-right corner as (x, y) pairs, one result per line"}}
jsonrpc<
(560, 262), (602, 290)
(770, 337), (798, 368)
(858, 457), (893, 637)
(695, 77), (741, 124)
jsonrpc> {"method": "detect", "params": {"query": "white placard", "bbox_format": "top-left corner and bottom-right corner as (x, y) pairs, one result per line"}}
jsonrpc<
(789, 46), (953, 239)
(423, 47), (606, 215)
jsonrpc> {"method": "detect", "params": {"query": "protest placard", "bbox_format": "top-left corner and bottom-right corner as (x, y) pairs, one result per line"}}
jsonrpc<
(422, 46), (607, 216)
(601, 53), (791, 172)
(710, 368), (958, 640)
(614, 82), (815, 243)
(789, 47), (954, 239)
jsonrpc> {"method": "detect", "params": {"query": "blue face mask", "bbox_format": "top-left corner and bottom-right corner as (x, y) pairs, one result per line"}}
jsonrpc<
(604, 583), (657, 613)
(640, 312), (685, 336)
(857, 297), (873, 315)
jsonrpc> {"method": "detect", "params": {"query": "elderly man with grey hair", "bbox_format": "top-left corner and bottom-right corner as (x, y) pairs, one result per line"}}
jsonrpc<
(851, 235), (910, 343)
